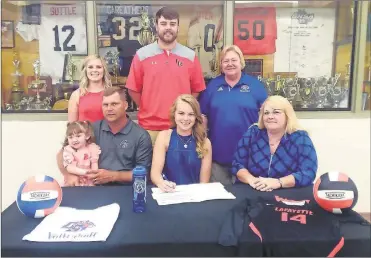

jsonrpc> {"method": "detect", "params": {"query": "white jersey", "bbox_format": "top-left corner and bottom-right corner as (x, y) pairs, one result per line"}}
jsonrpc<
(187, 7), (223, 79)
(15, 21), (40, 42)
(273, 8), (336, 77)
(39, 4), (87, 83)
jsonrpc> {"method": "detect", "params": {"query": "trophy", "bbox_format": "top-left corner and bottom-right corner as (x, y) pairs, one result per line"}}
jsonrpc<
(105, 50), (120, 83)
(298, 77), (315, 108)
(28, 59), (47, 109)
(314, 76), (329, 108)
(137, 11), (156, 46)
(258, 76), (273, 96)
(283, 75), (299, 105)
(208, 48), (217, 79)
(328, 73), (343, 108)
(66, 52), (77, 84)
(10, 52), (24, 109)
(112, 51), (120, 83)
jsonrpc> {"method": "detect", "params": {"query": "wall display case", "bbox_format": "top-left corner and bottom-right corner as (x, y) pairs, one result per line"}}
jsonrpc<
(1, 0), (369, 116)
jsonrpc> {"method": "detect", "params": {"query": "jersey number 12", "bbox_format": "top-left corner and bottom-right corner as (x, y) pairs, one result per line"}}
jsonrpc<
(53, 25), (76, 51)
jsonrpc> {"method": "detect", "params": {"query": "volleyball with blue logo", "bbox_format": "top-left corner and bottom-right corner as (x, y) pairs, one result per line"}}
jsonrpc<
(16, 175), (63, 218)
(313, 171), (358, 214)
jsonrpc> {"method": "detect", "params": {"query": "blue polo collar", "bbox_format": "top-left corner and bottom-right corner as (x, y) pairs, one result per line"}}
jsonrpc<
(101, 116), (133, 135)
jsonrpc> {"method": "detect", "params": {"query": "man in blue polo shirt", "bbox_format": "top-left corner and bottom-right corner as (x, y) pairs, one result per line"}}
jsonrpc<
(199, 45), (267, 185)
(59, 87), (152, 186)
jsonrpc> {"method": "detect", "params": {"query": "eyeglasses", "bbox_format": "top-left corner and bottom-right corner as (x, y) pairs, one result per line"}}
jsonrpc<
(222, 59), (239, 65)
(262, 109), (284, 116)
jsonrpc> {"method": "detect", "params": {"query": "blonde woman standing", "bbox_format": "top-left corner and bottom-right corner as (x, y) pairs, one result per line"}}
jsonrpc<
(199, 45), (268, 185)
(68, 54), (112, 122)
(151, 94), (212, 192)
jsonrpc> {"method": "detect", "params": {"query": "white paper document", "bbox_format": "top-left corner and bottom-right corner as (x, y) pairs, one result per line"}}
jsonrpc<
(152, 182), (236, 205)
(23, 203), (120, 242)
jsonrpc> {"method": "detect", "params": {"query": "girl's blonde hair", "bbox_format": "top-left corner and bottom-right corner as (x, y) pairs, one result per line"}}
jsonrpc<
(169, 94), (208, 158)
(257, 95), (305, 134)
(219, 45), (246, 71)
(79, 54), (112, 96)
(63, 121), (95, 147)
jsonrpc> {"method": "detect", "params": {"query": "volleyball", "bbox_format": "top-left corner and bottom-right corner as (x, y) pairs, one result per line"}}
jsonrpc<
(313, 171), (358, 214)
(16, 175), (63, 218)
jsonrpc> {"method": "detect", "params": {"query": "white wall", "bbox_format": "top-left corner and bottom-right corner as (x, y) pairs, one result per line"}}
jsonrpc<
(1, 119), (370, 212)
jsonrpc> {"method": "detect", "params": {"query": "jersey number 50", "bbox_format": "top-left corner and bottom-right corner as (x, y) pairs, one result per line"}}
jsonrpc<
(237, 20), (265, 40)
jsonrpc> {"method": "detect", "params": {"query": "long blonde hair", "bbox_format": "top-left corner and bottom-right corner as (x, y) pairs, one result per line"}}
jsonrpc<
(257, 95), (305, 134)
(79, 54), (112, 96)
(169, 94), (208, 158)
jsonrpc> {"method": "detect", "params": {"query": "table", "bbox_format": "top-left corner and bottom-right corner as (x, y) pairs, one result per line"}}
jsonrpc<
(2, 185), (370, 257)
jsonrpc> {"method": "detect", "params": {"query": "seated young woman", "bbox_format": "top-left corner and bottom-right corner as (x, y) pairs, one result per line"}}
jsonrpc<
(151, 94), (212, 192)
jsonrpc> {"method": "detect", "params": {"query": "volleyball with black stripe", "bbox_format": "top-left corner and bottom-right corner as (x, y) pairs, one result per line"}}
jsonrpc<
(313, 171), (358, 214)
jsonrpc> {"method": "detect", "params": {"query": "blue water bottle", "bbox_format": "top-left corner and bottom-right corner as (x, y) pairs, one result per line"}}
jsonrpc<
(132, 166), (147, 213)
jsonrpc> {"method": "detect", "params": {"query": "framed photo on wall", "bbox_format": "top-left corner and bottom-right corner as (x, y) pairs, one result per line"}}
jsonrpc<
(1, 20), (15, 48)
(244, 59), (263, 78)
(62, 54), (88, 83)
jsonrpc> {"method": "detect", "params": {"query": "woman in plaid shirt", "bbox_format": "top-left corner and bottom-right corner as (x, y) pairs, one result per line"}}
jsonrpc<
(231, 96), (318, 191)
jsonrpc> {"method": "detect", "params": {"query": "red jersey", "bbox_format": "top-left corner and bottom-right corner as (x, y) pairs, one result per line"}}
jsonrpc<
(233, 7), (277, 55)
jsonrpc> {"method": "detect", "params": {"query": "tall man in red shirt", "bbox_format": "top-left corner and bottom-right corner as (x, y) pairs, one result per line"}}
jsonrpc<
(126, 7), (206, 145)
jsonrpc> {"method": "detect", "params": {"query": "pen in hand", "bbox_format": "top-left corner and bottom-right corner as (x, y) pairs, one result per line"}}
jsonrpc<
(162, 174), (176, 190)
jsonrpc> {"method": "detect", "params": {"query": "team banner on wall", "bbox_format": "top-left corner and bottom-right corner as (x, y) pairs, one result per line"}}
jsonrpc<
(96, 4), (223, 78)
(273, 8), (336, 77)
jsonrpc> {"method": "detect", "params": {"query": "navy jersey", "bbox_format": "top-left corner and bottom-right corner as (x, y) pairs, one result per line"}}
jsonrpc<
(219, 196), (347, 257)
(96, 4), (155, 76)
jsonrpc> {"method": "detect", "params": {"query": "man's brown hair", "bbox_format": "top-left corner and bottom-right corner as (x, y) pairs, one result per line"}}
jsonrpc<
(103, 86), (127, 101)
(155, 6), (179, 24)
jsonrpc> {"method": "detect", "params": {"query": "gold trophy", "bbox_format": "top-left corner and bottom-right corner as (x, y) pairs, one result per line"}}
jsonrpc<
(28, 59), (47, 109)
(10, 52), (24, 109)
(137, 11), (156, 46)
(66, 52), (77, 84)
(112, 51), (120, 83)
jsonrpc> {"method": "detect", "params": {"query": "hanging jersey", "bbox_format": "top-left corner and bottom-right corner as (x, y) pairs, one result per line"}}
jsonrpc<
(187, 6), (224, 79)
(15, 21), (40, 42)
(39, 4), (87, 83)
(96, 4), (155, 76)
(219, 196), (346, 257)
(233, 7), (277, 55)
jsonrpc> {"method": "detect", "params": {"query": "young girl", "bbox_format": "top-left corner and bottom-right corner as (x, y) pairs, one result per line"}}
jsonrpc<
(62, 121), (101, 186)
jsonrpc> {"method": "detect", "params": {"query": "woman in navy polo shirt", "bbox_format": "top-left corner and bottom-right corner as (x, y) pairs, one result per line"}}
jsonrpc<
(231, 96), (318, 190)
(199, 45), (267, 185)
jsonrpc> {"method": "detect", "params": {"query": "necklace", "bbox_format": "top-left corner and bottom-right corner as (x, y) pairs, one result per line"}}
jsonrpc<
(177, 133), (192, 148)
